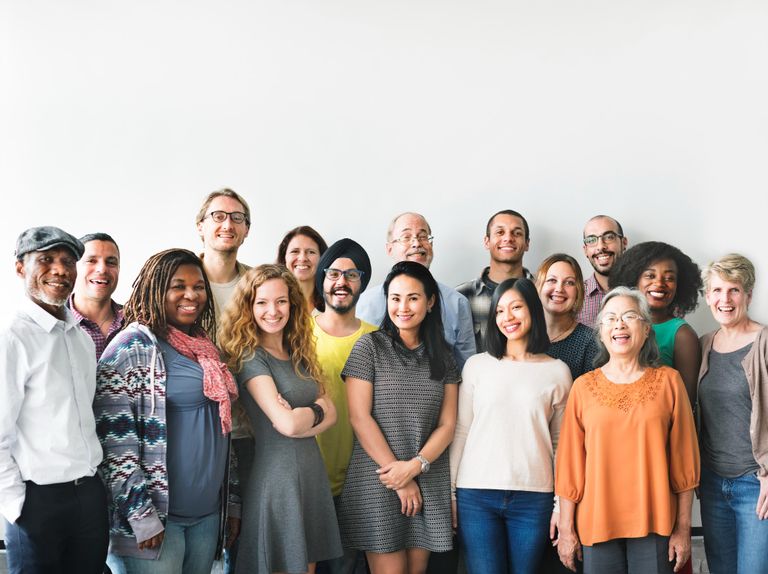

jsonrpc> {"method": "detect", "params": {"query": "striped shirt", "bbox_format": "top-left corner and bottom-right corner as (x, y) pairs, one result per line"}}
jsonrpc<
(67, 295), (125, 359)
(575, 274), (606, 328)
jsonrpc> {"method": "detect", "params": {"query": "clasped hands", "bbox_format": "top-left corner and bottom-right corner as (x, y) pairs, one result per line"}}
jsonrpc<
(377, 458), (423, 517)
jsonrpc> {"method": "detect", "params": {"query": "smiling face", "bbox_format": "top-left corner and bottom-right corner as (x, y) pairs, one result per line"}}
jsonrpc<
(706, 273), (751, 328)
(582, 216), (626, 276)
(484, 213), (529, 265)
(164, 263), (208, 333)
(539, 260), (579, 316)
(495, 287), (531, 343)
(387, 274), (434, 340)
(16, 247), (78, 315)
(599, 295), (650, 360)
(636, 258), (678, 316)
(323, 257), (362, 314)
(284, 235), (321, 283)
(197, 195), (250, 254)
(75, 240), (120, 304)
(253, 278), (291, 337)
(386, 214), (434, 268)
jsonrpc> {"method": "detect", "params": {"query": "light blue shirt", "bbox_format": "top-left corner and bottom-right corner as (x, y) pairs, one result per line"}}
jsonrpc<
(356, 281), (476, 369)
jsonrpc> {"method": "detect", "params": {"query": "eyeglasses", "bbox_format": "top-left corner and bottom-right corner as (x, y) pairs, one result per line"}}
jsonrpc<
(583, 231), (622, 246)
(390, 233), (434, 246)
(324, 268), (365, 282)
(204, 211), (249, 225)
(599, 311), (644, 326)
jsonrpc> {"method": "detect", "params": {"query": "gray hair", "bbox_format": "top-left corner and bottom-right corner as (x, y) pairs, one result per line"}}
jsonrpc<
(593, 286), (660, 368)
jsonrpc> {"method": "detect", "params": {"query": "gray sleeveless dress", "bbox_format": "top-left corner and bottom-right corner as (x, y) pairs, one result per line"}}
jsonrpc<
(235, 348), (342, 574)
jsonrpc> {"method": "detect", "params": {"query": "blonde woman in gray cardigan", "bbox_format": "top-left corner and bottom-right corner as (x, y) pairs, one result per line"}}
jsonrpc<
(697, 253), (768, 574)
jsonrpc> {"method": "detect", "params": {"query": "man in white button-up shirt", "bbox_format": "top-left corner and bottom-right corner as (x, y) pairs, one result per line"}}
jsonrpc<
(1, 226), (108, 574)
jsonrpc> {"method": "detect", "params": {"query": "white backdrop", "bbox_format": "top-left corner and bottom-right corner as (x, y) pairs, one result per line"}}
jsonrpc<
(2, 0), (768, 537)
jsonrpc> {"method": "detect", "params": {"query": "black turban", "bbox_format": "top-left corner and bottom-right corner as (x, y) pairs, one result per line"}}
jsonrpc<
(315, 238), (372, 295)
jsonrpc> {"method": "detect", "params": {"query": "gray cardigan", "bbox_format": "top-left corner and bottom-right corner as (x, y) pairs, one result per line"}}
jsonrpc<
(697, 326), (768, 477)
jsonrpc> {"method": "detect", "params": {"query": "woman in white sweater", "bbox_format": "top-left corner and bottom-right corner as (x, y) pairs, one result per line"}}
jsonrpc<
(449, 278), (573, 574)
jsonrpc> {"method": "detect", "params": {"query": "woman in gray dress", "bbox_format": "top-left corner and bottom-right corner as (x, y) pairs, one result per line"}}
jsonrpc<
(338, 261), (459, 574)
(219, 264), (342, 574)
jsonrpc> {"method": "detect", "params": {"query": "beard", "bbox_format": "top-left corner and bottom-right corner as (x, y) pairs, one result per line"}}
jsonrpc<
(27, 283), (69, 308)
(325, 288), (361, 314)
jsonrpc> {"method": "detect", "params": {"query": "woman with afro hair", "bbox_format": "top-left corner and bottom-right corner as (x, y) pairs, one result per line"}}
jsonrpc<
(609, 241), (703, 405)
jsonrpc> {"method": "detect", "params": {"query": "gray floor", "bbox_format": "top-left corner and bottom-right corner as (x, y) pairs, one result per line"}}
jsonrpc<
(0, 542), (711, 573)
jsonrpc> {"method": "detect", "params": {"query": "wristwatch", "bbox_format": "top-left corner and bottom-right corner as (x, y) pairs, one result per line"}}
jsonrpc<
(415, 453), (430, 474)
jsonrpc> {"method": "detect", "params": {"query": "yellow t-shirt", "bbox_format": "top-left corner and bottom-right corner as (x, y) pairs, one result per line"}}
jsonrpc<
(313, 317), (378, 496)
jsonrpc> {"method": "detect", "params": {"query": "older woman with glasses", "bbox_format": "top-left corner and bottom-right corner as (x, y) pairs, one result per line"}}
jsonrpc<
(555, 287), (699, 574)
(697, 254), (768, 574)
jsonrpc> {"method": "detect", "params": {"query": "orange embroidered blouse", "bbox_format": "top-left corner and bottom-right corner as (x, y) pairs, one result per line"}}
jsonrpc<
(555, 366), (700, 545)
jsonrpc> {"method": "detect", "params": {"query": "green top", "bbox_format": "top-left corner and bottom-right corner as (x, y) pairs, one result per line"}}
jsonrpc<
(313, 318), (378, 496)
(652, 317), (686, 367)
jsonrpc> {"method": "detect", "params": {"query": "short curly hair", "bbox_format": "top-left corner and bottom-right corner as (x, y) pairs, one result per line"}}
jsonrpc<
(609, 241), (702, 317)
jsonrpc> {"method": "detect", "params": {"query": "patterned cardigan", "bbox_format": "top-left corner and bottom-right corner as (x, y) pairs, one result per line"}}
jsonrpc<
(95, 322), (240, 559)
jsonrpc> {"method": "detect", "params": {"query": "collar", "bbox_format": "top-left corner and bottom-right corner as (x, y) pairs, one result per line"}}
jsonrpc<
(585, 273), (605, 296)
(21, 295), (77, 333)
(67, 294), (124, 326)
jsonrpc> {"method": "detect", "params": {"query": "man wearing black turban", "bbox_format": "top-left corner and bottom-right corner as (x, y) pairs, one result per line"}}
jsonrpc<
(313, 238), (377, 574)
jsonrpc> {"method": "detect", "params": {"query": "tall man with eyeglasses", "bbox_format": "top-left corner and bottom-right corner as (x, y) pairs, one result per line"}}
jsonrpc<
(576, 215), (628, 327)
(195, 188), (251, 572)
(1, 227), (108, 573)
(356, 212), (476, 369)
(313, 239), (377, 574)
(456, 209), (533, 353)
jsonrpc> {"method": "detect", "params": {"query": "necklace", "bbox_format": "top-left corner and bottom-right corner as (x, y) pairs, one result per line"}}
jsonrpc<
(549, 321), (577, 343)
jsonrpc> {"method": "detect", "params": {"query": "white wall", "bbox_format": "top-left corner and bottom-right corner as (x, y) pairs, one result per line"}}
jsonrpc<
(2, 0), (768, 536)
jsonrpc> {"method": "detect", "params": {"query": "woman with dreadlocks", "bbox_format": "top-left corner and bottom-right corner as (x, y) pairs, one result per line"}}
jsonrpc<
(94, 248), (240, 574)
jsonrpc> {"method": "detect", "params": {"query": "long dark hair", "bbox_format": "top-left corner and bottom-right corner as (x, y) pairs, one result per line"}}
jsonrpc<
(380, 261), (451, 381)
(485, 278), (549, 359)
(124, 248), (216, 342)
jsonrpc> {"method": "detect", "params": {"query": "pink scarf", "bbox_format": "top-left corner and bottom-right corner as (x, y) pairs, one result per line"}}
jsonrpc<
(166, 326), (239, 435)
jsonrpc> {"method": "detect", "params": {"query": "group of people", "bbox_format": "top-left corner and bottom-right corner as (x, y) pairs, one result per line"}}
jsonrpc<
(1, 189), (766, 574)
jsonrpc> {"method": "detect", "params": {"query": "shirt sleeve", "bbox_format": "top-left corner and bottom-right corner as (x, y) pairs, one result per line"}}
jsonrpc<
(452, 292), (477, 370)
(341, 334), (376, 383)
(449, 358), (476, 497)
(667, 369), (701, 493)
(94, 338), (164, 543)
(555, 378), (587, 503)
(236, 350), (272, 389)
(0, 333), (27, 524)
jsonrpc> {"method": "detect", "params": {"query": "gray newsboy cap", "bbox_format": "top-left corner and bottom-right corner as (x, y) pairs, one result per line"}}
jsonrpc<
(15, 226), (85, 260)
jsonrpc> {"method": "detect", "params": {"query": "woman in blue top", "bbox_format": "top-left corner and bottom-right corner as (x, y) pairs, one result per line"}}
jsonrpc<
(609, 241), (702, 405)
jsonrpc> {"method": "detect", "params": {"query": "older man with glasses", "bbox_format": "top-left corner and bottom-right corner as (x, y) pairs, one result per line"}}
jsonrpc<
(576, 215), (628, 327)
(356, 212), (475, 370)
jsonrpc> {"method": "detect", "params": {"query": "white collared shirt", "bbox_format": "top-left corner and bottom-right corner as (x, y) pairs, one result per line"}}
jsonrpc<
(0, 297), (103, 524)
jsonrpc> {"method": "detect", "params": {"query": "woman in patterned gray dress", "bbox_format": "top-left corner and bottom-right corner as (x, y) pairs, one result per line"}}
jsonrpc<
(338, 261), (459, 574)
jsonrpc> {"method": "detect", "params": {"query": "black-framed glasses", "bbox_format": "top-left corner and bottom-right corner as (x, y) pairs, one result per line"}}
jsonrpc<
(205, 210), (249, 225)
(583, 231), (622, 246)
(324, 268), (365, 282)
(390, 233), (434, 245)
(599, 311), (644, 326)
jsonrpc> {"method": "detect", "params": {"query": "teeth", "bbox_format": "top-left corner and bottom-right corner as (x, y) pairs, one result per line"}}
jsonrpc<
(718, 306), (734, 312)
(649, 291), (666, 298)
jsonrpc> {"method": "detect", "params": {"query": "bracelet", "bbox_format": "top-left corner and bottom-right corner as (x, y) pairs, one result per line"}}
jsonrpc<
(309, 402), (325, 427)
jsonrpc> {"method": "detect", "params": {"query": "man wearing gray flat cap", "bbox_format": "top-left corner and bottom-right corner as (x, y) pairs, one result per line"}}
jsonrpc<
(1, 226), (108, 573)
(314, 238), (377, 574)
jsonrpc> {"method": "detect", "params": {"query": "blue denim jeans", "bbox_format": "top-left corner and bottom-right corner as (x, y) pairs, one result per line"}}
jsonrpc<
(456, 488), (552, 574)
(107, 512), (220, 574)
(700, 466), (768, 574)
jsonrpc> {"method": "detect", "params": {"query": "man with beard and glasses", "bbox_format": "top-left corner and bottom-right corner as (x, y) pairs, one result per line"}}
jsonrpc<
(313, 238), (377, 574)
(67, 232), (124, 360)
(576, 215), (628, 327)
(356, 212), (475, 369)
(1, 226), (108, 574)
(456, 209), (533, 353)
